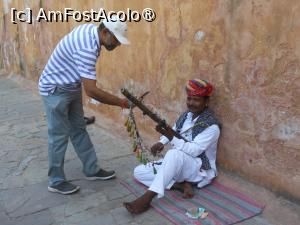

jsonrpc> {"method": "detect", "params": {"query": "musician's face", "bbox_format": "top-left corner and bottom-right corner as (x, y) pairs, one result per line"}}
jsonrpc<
(186, 96), (207, 114)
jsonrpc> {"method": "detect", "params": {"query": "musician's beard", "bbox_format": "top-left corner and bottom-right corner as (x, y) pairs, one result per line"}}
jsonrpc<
(187, 106), (206, 115)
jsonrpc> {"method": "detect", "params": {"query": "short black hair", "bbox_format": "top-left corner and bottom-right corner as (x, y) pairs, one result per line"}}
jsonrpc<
(98, 22), (106, 31)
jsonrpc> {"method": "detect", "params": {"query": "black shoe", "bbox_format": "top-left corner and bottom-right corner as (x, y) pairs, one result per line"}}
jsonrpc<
(84, 116), (95, 125)
(85, 169), (116, 180)
(48, 181), (80, 195)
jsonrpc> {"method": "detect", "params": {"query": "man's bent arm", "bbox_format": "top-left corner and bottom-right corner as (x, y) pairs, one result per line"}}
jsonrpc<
(82, 77), (126, 107)
(170, 125), (220, 157)
(159, 123), (177, 145)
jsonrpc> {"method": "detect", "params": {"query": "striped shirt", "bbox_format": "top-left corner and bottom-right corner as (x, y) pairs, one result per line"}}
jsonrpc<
(38, 24), (100, 96)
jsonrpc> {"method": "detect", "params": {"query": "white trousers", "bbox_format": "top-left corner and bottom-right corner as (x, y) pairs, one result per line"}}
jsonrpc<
(134, 149), (207, 198)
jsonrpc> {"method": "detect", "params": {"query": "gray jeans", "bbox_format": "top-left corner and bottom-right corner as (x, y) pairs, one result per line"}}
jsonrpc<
(42, 88), (99, 186)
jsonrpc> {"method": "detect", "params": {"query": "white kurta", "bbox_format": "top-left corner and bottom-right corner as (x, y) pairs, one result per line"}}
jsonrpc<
(134, 112), (220, 198)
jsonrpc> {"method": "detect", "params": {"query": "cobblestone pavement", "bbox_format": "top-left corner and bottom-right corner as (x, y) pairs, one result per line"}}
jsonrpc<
(0, 75), (299, 225)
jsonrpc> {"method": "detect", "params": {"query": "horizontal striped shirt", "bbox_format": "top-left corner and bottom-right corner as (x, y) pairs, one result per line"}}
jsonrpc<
(38, 24), (100, 96)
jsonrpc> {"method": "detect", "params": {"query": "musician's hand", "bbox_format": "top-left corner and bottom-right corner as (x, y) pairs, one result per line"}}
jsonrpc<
(155, 125), (174, 141)
(151, 142), (164, 156)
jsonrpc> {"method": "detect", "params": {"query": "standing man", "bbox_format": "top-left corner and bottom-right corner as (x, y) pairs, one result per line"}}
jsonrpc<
(39, 15), (130, 194)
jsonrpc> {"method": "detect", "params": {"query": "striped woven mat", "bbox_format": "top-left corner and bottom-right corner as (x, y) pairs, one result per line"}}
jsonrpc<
(121, 178), (264, 225)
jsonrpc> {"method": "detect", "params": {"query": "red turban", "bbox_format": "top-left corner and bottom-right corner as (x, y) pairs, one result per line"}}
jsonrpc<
(186, 79), (213, 97)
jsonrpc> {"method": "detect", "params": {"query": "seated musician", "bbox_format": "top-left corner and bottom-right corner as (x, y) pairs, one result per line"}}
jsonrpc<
(123, 79), (221, 214)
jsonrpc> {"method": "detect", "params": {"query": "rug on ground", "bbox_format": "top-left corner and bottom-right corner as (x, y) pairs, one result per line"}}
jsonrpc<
(121, 178), (264, 225)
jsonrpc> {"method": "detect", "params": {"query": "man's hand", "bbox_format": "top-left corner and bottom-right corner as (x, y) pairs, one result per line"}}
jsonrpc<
(150, 142), (164, 156)
(120, 98), (130, 109)
(82, 78), (130, 108)
(155, 125), (175, 141)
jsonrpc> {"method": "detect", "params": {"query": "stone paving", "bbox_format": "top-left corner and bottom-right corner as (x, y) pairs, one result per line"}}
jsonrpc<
(0, 74), (299, 225)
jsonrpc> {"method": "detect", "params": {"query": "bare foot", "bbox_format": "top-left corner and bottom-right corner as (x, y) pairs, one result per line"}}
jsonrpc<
(172, 182), (185, 192)
(123, 191), (156, 214)
(182, 182), (194, 199)
(172, 182), (194, 198)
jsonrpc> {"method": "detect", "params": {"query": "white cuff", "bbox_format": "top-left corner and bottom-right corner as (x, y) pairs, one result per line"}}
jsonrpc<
(159, 136), (170, 145)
